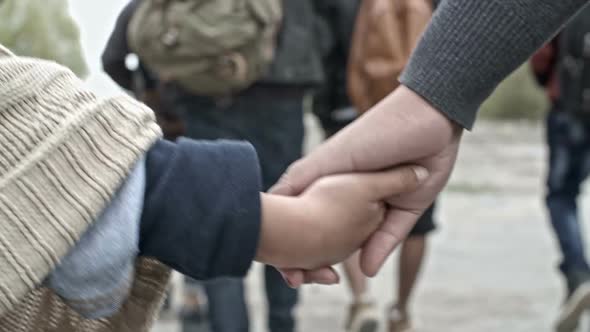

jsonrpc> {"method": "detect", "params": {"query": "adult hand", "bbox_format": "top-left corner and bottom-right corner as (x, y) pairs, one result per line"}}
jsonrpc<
(257, 165), (428, 270)
(270, 85), (463, 287)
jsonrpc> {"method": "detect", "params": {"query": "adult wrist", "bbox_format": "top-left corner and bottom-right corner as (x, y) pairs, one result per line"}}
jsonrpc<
(366, 85), (462, 159)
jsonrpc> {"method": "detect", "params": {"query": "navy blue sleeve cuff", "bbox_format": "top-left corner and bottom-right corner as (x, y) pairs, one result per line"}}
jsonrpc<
(140, 138), (262, 280)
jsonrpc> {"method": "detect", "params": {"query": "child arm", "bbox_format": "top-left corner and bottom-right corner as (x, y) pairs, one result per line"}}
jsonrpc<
(140, 138), (262, 280)
(140, 138), (426, 280)
(256, 166), (428, 270)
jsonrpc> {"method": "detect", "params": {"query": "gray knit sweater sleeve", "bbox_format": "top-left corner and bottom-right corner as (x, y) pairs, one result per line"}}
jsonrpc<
(400, 0), (590, 129)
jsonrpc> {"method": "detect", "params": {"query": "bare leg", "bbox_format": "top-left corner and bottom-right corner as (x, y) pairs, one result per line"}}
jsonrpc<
(396, 235), (427, 311)
(343, 252), (378, 332)
(343, 251), (368, 301)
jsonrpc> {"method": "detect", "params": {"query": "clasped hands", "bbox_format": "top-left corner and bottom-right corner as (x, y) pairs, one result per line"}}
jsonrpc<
(255, 86), (463, 287)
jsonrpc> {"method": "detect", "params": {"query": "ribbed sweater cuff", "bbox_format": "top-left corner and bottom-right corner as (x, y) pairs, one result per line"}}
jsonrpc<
(400, 0), (589, 130)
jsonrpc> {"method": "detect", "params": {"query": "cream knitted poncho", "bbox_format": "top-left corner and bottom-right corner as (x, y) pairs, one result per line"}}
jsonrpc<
(0, 45), (171, 331)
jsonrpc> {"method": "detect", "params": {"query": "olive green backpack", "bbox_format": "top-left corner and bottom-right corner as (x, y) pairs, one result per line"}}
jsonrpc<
(128, 0), (282, 96)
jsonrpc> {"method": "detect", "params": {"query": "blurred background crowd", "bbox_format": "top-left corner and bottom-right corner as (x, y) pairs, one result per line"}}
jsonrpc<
(3, 0), (590, 332)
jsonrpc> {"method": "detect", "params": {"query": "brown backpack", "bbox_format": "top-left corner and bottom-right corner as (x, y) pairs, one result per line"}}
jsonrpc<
(347, 0), (432, 113)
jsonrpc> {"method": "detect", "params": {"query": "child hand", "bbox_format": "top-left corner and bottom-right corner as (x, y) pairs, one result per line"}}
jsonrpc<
(257, 165), (428, 270)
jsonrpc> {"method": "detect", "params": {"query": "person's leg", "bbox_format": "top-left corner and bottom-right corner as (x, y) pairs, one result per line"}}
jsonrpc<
(264, 266), (298, 332)
(180, 279), (209, 332)
(166, 91), (252, 332)
(388, 204), (435, 332)
(182, 278), (249, 332)
(546, 111), (590, 332)
(253, 94), (304, 332)
(169, 87), (305, 332)
(343, 252), (369, 301)
(545, 111), (590, 287)
(205, 278), (250, 332)
(396, 236), (427, 312)
(342, 252), (378, 332)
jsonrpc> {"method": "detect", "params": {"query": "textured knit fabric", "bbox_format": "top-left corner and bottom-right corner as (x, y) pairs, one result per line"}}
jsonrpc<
(0, 258), (169, 332)
(47, 159), (145, 319)
(400, 0), (590, 130)
(140, 139), (261, 280)
(0, 45), (170, 331)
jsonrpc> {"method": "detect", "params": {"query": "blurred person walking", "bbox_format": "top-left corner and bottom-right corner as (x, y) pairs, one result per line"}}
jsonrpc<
(531, 6), (590, 332)
(102, 1), (212, 330)
(116, 1), (329, 331)
(101, 0), (193, 324)
(101, 0), (184, 141)
(313, 1), (436, 331)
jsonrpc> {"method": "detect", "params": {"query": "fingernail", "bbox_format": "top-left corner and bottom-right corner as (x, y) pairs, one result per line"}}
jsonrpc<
(413, 166), (429, 182)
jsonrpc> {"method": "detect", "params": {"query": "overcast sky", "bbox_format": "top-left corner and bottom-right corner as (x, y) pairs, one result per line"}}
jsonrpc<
(68, 0), (128, 97)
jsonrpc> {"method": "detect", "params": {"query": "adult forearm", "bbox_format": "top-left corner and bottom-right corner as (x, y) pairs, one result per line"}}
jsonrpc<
(401, 0), (589, 129)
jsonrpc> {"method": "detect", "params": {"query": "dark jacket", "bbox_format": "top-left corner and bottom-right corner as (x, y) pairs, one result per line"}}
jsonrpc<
(531, 5), (590, 114)
(101, 0), (140, 92)
(140, 139), (262, 280)
(558, 5), (590, 118)
(260, 0), (326, 86)
(531, 38), (560, 104)
(312, 0), (361, 134)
